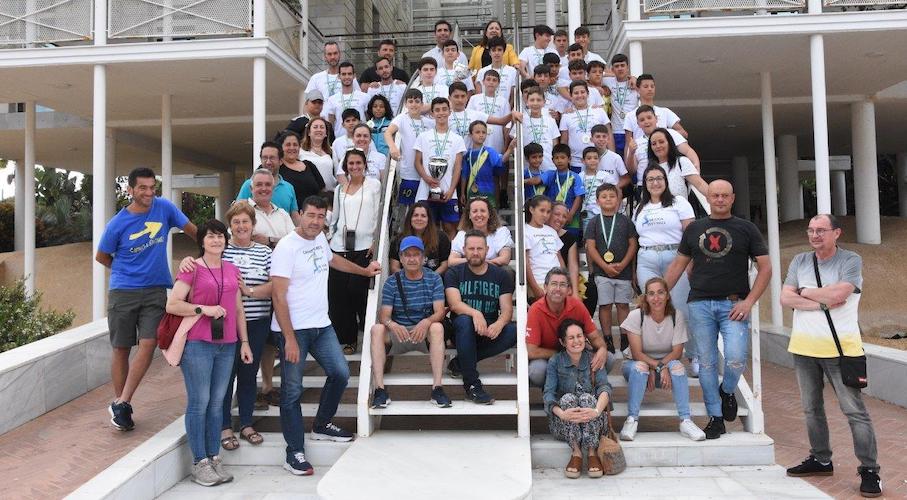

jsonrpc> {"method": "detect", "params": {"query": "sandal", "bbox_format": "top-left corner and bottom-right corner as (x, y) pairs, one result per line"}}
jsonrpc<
(240, 426), (264, 446)
(220, 434), (239, 451)
(564, 455), (582, 479)
(342, 344), (356, 356)
(587, 454), (604, 478)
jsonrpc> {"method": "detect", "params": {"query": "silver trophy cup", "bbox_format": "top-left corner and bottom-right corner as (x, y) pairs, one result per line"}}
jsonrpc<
(428, 156), (449, 201)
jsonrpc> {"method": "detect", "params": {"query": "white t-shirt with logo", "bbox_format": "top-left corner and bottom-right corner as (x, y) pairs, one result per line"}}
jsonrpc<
(414, 82), (449, 104)
(633, 197), (695, 247)
(451, 226), (514, 261)
(331, 135), (379, 167)
(270, 231), (334, 331)
(545, 87), (571, 115)
(422, 47), (468, 68)
(323, 90), (368, 138)
(366, 82), (408, 114)
(467, 94), (509, 153)
(437, 65), (475, 93)
(560, 107), (610, 167)
(413, 129), (467, 201)
(661, 157), (698, 199)
(625, 104), (682, 141)
(598, 150), (628, 185)
(582, 170), (611, 215)
(603, 77), (639, 133)
(389, 114), (436, 181)
(511, 112), (560, 172)
(477, 64), (519, 99)
(448, 109), (489, 141)
(334, 150), (386, 180)
(519, 45), (557, 76)
(305, 71), (361, 100)
(524, 224), (564, 285)
(632, 128), (688, 185)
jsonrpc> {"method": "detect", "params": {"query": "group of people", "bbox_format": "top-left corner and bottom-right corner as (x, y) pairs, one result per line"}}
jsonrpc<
(91, 18), (881, 498)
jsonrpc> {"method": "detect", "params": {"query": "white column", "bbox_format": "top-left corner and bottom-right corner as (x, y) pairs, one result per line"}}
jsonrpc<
(528, 0), (536, 26)
(831, 170), (847, 216)
(629, 41), (643, 77)
(810, 34), (831, 214)
(760, 72), (783, 329)
(105, 128), (117, 221)
(778, 135), (801, 222)
(299, 0), (308, 66)
(23, 102), (36, 296)
(94, 0), (107, 45)
(92, 64), (108, 320)
(628, 0), (641, 20)
(732, 156), (751, 220)
(253, 58), (267, 166)
(14, 160), (23, 251)
(253, 0), (266, 38)
(851, 100), (880, 244)
(808, 0), (822, 13)
(611, 0), (620, 32)
(567, 0), (581, 43)
(898, 153), (907, 217)
(161, 95), (173, 200)
(545, 0), (556, 29)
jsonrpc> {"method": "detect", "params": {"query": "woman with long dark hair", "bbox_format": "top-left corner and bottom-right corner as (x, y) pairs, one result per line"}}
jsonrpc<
(389, 201), (451, 275)
(299, 117), (336, 192)
(280, 130), (326, 204)
(646, 127), (708, 199)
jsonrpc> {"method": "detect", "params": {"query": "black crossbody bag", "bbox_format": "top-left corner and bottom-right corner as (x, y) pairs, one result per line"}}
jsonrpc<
(812, 253), (868, 389)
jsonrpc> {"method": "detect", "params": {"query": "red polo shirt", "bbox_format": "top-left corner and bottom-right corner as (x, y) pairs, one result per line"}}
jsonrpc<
(526, 296), (597, 350)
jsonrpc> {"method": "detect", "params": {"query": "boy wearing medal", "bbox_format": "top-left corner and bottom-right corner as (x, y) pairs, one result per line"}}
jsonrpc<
(414, 57), (448, 114)
(559, 81), (611, 173)
(584, 183), (637, 353)
(385, 89), (436, 207)
(580, 147), (610, 230)
(414, 97), (467, 238)
(476, 37), (519, 100)
(543, 143), (585, 238)
(437, 40), (475, 95)
(460, 121), (504, 206)
(522, 142), (550, 201)
(324, 61), (368, 139)
(467, 70), (511, 154)
(591, 124), (630, 188)
(506, 88), (559, 172)
(602, 54), (639, 156)
(448, 82), (515, 143)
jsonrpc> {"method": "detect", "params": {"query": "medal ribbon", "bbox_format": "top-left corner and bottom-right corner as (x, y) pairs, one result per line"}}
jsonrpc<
(467, 147), (488, 194)
(555, 172), (574, 202)
(529, 116), (544, 143)
(576, 107), (591, 133)
(599, 213), (616, 255)
(433, 129), (450, 157)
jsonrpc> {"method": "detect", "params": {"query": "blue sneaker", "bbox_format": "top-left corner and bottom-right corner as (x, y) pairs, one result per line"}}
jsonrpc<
(284, 451), (314, 476)
(466, 382), (494, 405)
(430, 386), (452, 408)
(109, 401), (135, 431)
(371, 387), (390, 409)
(311, 422), (354, 442)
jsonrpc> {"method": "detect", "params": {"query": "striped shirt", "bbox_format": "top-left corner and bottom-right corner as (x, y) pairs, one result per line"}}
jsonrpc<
(381, 270), (444, 328)
(223, 242), (272, 319)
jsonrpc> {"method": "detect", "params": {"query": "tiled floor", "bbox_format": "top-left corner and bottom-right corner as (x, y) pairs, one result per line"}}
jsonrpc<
(1, 356), (904, 499)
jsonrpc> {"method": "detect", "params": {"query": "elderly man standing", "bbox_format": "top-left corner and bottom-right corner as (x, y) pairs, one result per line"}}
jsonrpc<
(664, 179), (771, 440)
(369, 236), (449, 409)
(780, 214), (881, 498)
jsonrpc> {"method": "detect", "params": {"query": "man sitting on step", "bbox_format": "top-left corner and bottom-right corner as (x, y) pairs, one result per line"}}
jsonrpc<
(370, 236), (451, 409)
(526, 267), (614, 388)
(445, 229), (518, 405)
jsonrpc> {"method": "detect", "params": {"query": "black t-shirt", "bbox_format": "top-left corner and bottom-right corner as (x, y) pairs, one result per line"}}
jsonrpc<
(444, 263), (515, 324)
(559, 232), (577, 265)
(389, 232), (451, 272)
(678, 216), (768, 301)
(584, 213), (637, 280)
(279, 162), (325, 204)
(359, 66), (411, 85)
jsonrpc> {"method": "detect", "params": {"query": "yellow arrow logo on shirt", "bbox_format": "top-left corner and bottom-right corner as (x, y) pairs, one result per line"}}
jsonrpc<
(128, 222), (163, 241)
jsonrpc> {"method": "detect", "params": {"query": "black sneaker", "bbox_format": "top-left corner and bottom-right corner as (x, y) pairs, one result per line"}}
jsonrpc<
(430, 386), (452, 408)
(109, 400), (135, 431)
(371, 387), (390, 409)
(703, 416), (726, 439)
(786, 456), (834, 477)
(284, 451), (314, 476)
(447, 358), (462, 379)
(466, 382), (494, 405)
(720, 388), (738, 422)
(858, 468), (882, 498)
(311, 422), (354, 442)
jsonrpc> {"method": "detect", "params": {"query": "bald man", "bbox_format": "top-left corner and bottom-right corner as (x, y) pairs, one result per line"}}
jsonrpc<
(664, 180), (771, 439)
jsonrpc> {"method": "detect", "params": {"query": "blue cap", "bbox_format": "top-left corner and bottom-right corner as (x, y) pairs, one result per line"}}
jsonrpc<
(399, 235), (425, 253)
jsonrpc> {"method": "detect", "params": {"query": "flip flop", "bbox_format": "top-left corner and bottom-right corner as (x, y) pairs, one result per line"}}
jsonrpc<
(220, 435), (239, 451)
(240, 427), (264, 446)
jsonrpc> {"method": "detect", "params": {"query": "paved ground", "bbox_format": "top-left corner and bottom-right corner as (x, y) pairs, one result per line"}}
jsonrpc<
(1, 357), (904, 499)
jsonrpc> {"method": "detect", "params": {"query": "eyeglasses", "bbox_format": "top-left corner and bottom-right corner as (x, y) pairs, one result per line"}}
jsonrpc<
(645, 176), (665, 183)
(645, 289), (668, 297)
(547, 282), (570, 289)
(806, 228), (834, 236)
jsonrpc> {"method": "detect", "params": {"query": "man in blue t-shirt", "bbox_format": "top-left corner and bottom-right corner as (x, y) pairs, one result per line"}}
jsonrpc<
(235, 141), (302, 226)
(444, 229), (516, 405)
(369, 236), (450, 409)
(96, 167), (197, 431)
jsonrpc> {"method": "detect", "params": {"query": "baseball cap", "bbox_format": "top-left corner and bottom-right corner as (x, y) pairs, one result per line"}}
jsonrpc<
(306, 90), (325, 102)
(399, 235), (425, 253)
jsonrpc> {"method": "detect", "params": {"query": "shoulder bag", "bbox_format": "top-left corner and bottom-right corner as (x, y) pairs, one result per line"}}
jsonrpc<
(812, 252), (868, 389)
(591, 364), (626, 475)
(156, 270), (196, 350)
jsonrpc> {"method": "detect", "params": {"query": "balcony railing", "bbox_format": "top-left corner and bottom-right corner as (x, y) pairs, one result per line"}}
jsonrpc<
(108, 0), (252, 40)
(644, 0), (806, 14)
(0, 0), (94, 46)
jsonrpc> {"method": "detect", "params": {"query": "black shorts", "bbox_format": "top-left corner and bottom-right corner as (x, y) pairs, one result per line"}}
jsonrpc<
(107, 288), (166, 348)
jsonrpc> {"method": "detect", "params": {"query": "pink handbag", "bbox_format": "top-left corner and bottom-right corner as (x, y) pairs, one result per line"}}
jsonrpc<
(162, 315), (201, 366)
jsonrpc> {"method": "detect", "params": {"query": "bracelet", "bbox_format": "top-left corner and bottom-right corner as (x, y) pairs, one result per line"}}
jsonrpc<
(241, 340), (249, 343)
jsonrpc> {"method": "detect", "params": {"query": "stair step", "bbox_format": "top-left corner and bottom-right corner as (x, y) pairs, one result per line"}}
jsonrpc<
(528, 402), (748, 418)
(234, 402), (358, 418)
(369, 399), (520, 416)
(219, 433), (352, 466)
(265, 372), (519, 389)
(531, 432), (775, 467)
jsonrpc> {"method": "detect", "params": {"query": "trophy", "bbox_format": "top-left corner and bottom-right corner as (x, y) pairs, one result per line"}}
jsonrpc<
(428, 156), (449, 201)
(453, 61), (473, 81)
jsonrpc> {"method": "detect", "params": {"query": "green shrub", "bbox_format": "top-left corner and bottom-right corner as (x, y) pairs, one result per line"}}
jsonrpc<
(0, 280), (74, 353)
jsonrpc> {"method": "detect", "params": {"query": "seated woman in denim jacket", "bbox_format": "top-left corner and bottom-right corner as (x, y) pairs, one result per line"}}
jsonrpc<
(618, 277), (705, 442)
(543, 319), (612, 479)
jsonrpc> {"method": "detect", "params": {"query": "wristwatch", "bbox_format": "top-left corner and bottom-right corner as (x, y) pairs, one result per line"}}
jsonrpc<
(194, 306), (202, 315)
(656, 361), (664, 372)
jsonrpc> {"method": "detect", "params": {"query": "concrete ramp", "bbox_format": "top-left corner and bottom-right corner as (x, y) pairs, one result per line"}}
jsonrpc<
(317, 431), (532, 500)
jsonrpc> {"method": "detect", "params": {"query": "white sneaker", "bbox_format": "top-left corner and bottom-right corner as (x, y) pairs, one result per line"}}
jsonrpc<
(689, 357), (700, 378)
(679, 419), (706, 441)
(191, 458), (222, 487)
(620, 416), (638, 441)
(622, 347), (631, 360)
(210, 455), (233, 483)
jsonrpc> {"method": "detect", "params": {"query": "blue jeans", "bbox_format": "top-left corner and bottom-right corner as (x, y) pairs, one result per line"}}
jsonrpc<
(452, 315), (517, 387)
(636, 247), (694, 357)
(180, 340), (236, 462)
(278, 325), (350, 455)
(222, 317), (271, 429)
(622, 359), (691, 420)
(687, 299), (750, 417)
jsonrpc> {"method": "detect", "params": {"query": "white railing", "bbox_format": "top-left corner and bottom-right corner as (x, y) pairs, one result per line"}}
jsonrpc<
(108, 0), (251, 39)
(0, 0), (93, 47)
(644, 0), (805, 14)
(824, 0), (906, 6)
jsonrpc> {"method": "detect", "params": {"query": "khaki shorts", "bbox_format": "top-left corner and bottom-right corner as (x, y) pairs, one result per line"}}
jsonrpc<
(107, 288), (167, 348)
(386, 325), (431, 356)
(594, 276), (634, 306)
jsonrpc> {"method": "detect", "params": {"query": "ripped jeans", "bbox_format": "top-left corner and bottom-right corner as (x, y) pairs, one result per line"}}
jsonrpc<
(622, 359), (691, 420)
(687, 299), (750, 418)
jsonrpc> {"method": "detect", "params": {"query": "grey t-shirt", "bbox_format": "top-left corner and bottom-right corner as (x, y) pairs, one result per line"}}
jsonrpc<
(584, 212), (637, 280)
(783, 247), (862, 291)
(619, 308), (688, 360)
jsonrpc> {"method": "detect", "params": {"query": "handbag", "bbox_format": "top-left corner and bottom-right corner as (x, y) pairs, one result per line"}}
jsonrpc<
(590, 365), (626, 475)
(812, 253), (868, 389)
(156, 269), (197, 350)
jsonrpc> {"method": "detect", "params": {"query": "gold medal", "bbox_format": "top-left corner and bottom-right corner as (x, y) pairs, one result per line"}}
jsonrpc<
(471, 184), (479, 193)
(603, 251), (615, 263)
